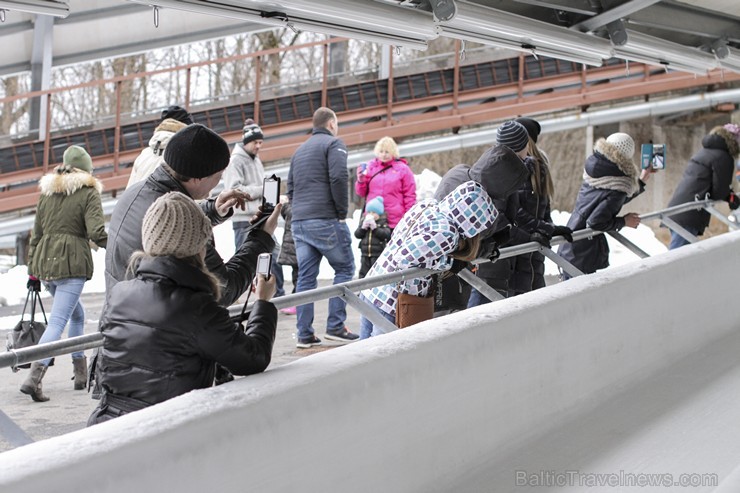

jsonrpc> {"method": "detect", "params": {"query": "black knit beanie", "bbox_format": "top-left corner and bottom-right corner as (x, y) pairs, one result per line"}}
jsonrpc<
(515, 117), (541, 143)
(496, 121), (530, 153)
(164, 124), (230, 179)
(160, 105), (194, 125)
(242, 118), (265, 145)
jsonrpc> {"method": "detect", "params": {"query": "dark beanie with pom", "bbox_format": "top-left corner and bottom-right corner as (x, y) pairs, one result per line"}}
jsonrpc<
(164, 124), (230, 179)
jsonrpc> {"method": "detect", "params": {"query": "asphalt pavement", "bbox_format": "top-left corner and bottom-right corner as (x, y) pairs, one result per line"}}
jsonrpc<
(0, 280), (362, 453)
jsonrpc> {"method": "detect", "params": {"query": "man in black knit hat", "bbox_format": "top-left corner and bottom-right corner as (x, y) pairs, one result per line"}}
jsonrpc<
(106, 123), (281, 308)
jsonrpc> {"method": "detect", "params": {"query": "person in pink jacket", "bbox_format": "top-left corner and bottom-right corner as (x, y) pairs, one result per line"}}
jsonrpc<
(355, 136), (416, 229)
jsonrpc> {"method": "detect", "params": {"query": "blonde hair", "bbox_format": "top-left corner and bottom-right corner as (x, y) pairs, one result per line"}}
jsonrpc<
(127, 251), (222, 300)
(374, 137), (400, 159)
(527, 138), (554, 200)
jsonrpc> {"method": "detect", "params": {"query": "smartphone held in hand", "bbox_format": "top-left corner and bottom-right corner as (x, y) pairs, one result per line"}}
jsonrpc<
(262, 174), (281, 215)
(641, 143), (666, 170)
(256, 252), (272, 280)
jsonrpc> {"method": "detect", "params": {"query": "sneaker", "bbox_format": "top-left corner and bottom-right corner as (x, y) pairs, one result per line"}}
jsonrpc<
(296, 335), (322, 349)
(325, 328), (359, 343)
(280, 306), (297, 315)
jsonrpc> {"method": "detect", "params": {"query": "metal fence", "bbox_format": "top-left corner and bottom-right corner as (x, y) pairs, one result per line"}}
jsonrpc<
(1, 198), (734, 370)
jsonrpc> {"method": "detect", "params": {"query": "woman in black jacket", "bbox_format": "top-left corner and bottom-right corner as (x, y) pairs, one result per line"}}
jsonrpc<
(510, 120), (573, 296)
(89, 192), (277, 425)
(666, 124), (740, 249)
(558, 133), (654, 277)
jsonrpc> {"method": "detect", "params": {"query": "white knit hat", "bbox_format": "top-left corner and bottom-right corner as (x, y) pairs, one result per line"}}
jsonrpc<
(142, 192), (211, 259)
(606, 132), (635, 160)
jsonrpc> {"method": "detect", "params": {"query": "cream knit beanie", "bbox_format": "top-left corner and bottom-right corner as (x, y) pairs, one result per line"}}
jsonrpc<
(606, 132), (635, 160)
(142, 192), (211, 258)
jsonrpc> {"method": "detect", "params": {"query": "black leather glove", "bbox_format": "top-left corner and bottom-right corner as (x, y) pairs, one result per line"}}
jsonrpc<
(551, 225), (574, 243)
(487, 244), (501, 262)
(728, 191), (740, 211)
(27, 276), (41, 292)
(530, 232), (551, 248)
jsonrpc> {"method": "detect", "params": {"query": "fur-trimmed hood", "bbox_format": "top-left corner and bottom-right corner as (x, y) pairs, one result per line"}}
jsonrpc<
(705, 126), (740, 159)
(583, 139), (640, 195)
(39, 167), (103, 196)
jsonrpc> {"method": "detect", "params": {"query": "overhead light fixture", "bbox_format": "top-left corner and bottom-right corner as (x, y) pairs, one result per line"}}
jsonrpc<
(711, 41), (740, 74)
(430, 0), (457, 22)
(613, 30), (718, 73)
(437, 1), (613, 65)
(0, 0), (69, 17)
(127, 0), (435, 50)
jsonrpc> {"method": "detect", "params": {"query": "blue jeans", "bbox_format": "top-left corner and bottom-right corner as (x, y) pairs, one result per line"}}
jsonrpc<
(292, 219), (355, 339)
(467, 286), (507, 308)
(234, 222), (285, 297)
(669, 227), (699, 250)
(359, 298), (396, 339)
(39, 277), (86, 365)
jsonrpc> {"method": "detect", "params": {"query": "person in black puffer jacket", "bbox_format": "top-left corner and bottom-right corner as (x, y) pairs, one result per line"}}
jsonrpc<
(666, 124), (740, 249)
(558, 133), (654, 277)
(509, 117), (573, 296)
(88, 192), (277, 425)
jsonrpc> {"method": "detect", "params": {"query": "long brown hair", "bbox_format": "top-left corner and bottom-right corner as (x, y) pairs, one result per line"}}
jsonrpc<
(527, 139), (554, 200)
(452, 234), (482, 262)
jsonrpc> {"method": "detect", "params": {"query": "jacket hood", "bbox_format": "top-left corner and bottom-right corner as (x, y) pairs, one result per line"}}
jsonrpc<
(437, 181), (497, 238)
(39, 167), (103, 196)
(704, 126), (740, 159)
(147, 124), (182, 155)
(584, 139), (639, 195)
(468, 145), (528, 199)
(589, 139), (638, 178)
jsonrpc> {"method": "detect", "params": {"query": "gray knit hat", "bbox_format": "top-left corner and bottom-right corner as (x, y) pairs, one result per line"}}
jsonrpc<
(142, 192), (211, 259)
(496, 121), (530, 153)
(164, 124), (230, 179)
(63, 145), (93, 173)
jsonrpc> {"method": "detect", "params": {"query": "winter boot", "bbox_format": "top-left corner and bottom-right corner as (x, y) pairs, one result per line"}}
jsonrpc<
(72, 356), (87, 390)
(20, 362), (50, 402)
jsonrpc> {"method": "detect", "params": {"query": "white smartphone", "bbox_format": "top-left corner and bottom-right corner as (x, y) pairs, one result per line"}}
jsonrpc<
(256, 252), (272, 280)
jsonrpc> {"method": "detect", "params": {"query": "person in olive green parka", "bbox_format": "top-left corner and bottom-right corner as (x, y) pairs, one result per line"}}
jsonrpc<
(21, 145), (107, 402)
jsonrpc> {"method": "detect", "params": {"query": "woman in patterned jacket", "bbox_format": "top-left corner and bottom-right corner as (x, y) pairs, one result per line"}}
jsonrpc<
(358, 180), (497, 338)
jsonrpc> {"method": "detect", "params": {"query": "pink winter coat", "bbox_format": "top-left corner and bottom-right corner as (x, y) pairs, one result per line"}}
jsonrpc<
(355, 157), (416, 228)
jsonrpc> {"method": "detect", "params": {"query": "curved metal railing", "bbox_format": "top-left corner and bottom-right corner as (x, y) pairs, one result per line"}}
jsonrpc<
(1, 198), (734, 370)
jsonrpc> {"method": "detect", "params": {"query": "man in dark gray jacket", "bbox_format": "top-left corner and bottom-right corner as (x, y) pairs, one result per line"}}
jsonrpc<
(288, 107), (358, 348)
(106, 124), (280, 307)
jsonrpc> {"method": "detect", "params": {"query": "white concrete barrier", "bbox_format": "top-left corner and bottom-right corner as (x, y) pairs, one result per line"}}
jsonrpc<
(2, 231), (740, 492)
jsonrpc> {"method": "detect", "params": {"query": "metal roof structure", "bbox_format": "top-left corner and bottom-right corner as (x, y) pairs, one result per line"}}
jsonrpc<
(1, 0), (739, 77)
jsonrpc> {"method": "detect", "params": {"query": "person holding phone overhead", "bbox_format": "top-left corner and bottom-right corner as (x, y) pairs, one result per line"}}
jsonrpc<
(558, 132), (655, 277)
(89, 192), (278, 424)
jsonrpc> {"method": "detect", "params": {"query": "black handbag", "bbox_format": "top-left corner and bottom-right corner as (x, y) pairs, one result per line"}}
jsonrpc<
(6, 287), (49, 372)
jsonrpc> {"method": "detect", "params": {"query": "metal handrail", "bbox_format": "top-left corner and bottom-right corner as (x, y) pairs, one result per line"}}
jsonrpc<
(0, 198), (729, 370)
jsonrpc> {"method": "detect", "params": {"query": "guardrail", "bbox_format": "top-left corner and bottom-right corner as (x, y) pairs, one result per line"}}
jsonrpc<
(1, 198), (733, 370)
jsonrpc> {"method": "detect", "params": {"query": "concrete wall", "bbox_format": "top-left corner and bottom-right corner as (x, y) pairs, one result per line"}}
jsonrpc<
(1, 232), (740, 492)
